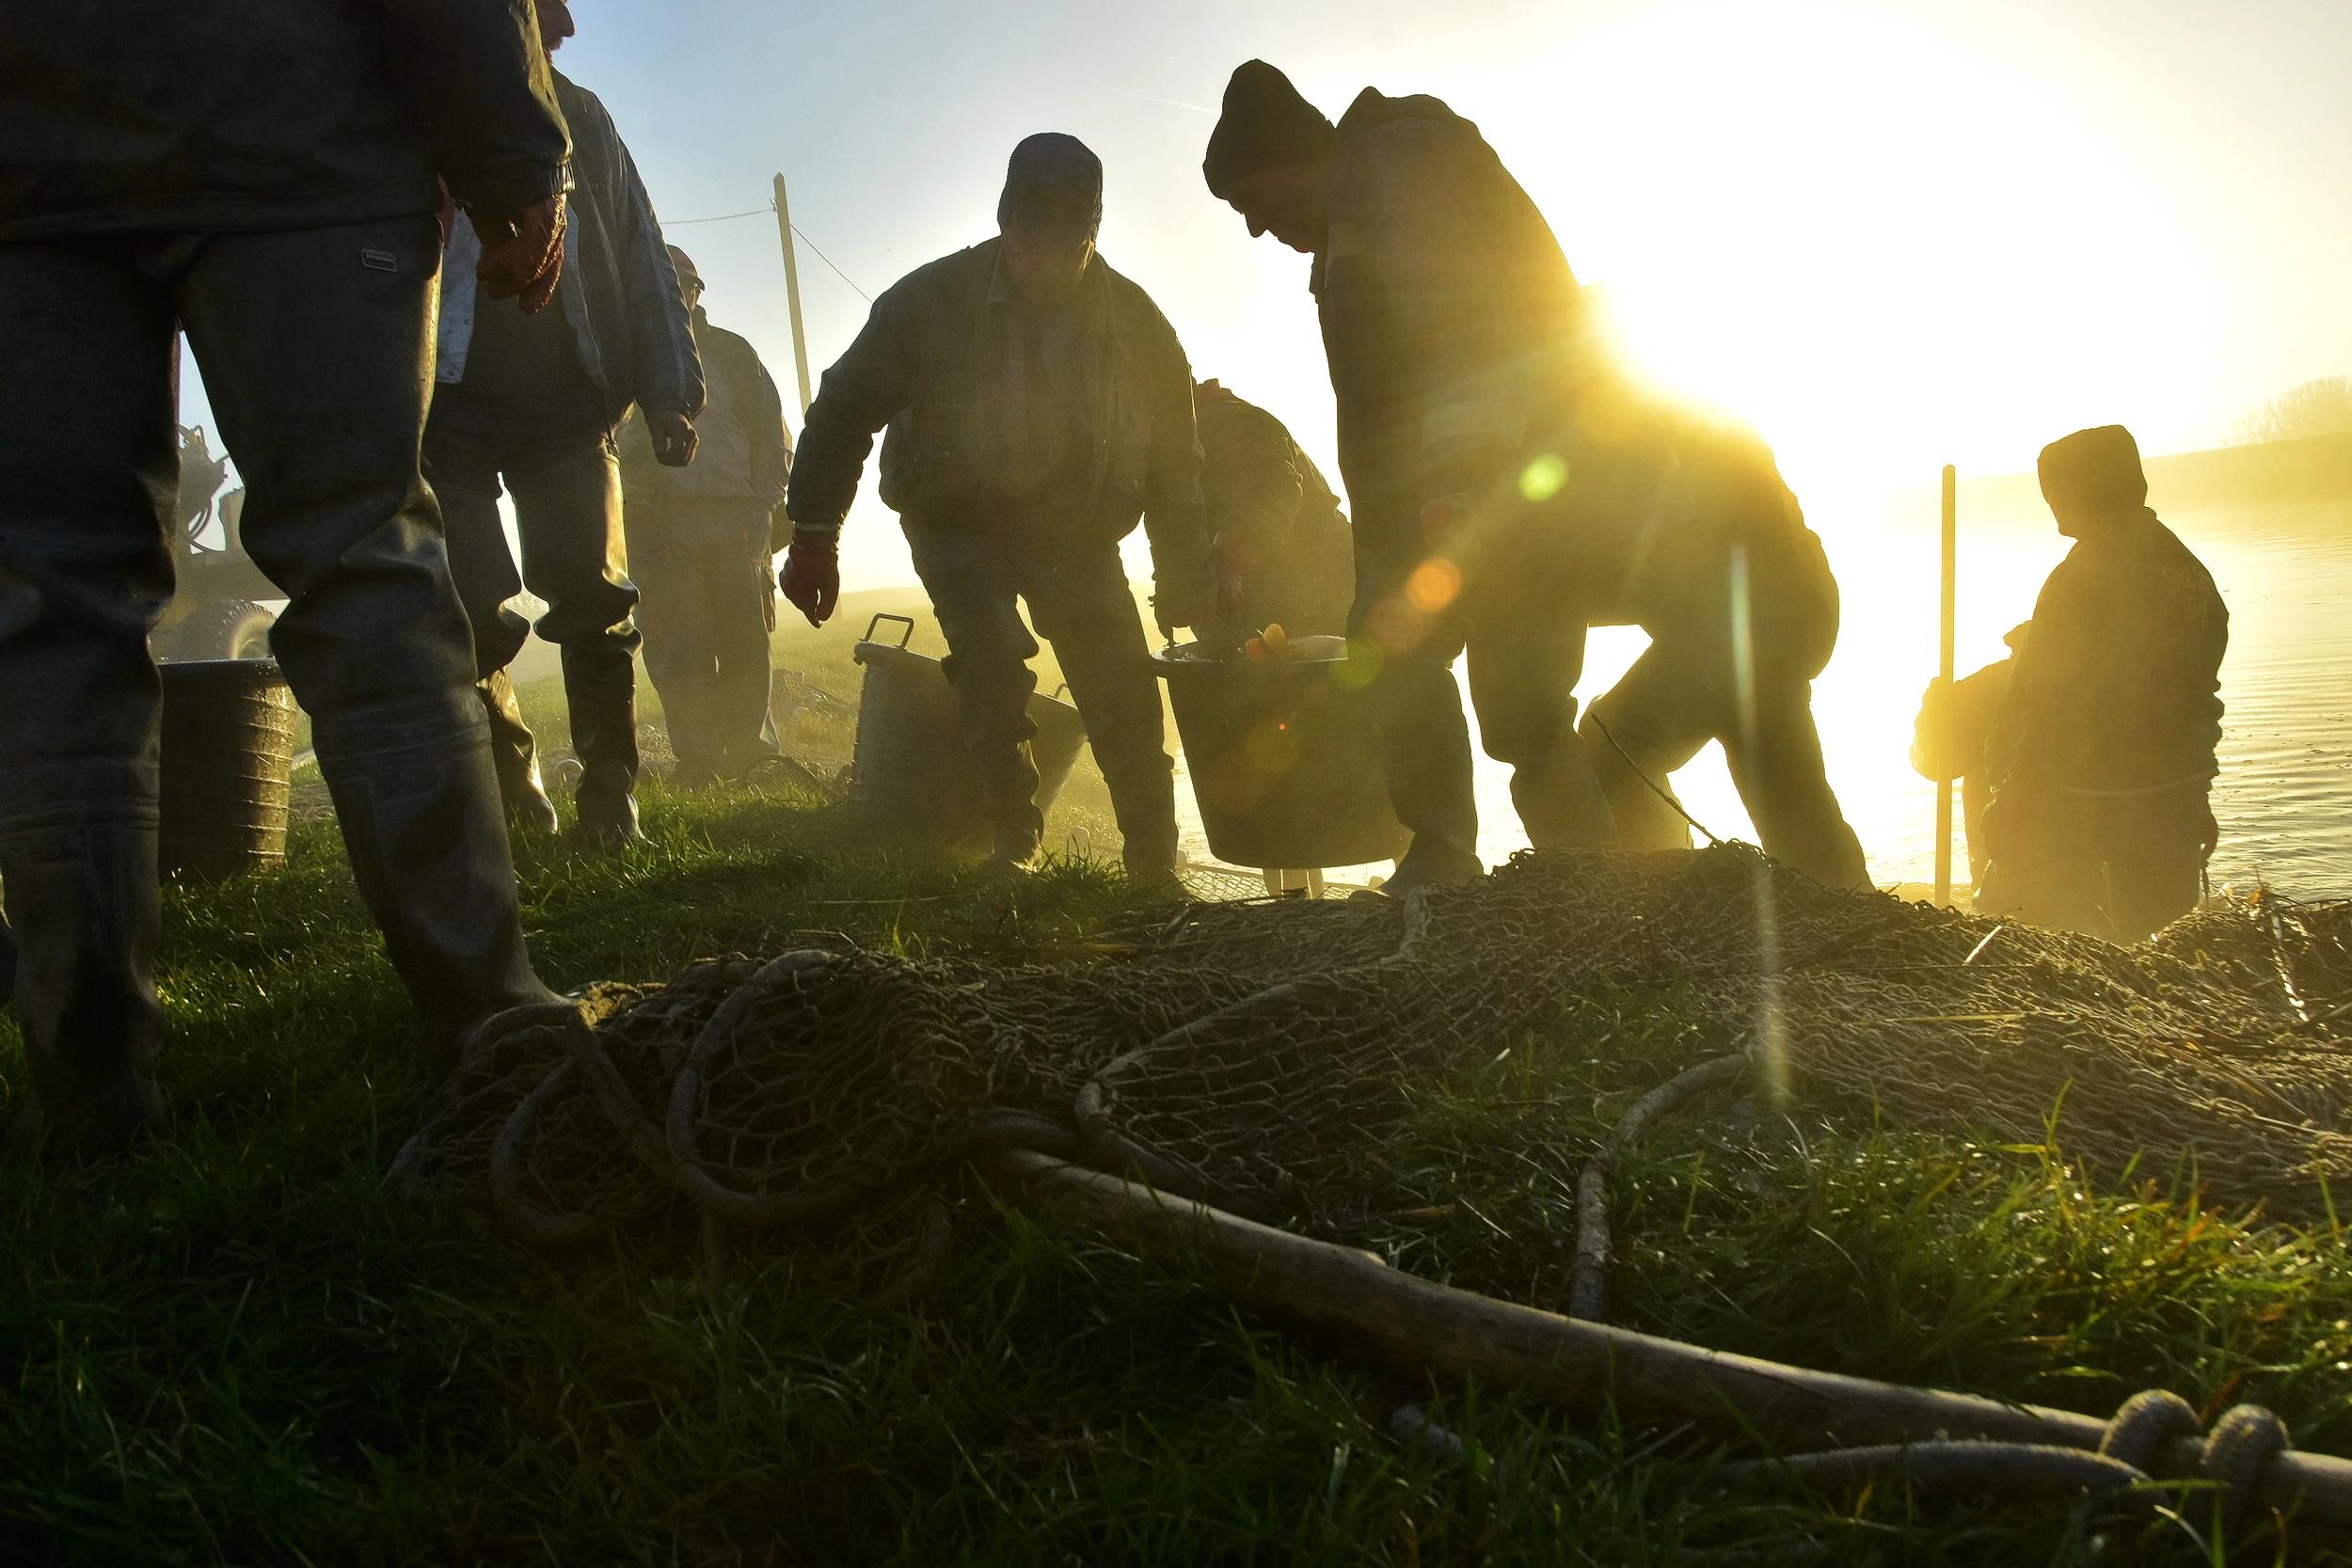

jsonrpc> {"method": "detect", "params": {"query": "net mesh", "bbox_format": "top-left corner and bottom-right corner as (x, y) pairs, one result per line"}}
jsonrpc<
(403, 847), (2352, 1251)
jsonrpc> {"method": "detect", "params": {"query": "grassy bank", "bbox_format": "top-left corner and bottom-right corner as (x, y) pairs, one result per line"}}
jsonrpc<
(6, 652), (2350, 1564)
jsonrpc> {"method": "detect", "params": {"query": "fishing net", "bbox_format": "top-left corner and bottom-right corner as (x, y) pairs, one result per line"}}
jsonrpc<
(397, 846), (2352, 1257)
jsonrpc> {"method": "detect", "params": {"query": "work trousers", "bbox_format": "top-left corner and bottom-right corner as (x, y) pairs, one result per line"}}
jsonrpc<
(906, 524), (1177, 873)
(1354, 523), (1616, 887)
(1979, 784), (2209, 943)
(0, 220), (547, 1146)
(423, 420), (642, 816)
(626, 492), (777, 781)
(1581, 539), (1868, 891)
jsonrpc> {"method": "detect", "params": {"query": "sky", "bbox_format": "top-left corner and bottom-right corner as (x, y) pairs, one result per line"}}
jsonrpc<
(185, 0), (2352, 592)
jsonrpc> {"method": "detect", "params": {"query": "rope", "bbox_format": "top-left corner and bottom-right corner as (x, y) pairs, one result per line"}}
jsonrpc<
(1587, 715), (1725, 847)
(1570, 1050), (1753, 1321)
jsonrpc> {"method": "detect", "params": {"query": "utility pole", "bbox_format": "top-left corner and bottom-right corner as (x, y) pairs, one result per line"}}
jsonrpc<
(1934, 464), (1958, 908)
(771, 172), (815, 417)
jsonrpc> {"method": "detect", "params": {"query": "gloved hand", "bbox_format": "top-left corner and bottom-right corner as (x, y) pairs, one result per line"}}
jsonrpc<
(779, 530), (840, 627)
(646, 408), (698, 468)
(473, 194), (567, 314)
(1151, 562), (1217, 641)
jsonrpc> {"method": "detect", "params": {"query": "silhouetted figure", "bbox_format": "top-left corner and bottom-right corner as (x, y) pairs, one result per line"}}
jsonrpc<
(0, 1), (567, 1159)
(427, 0), (705, 847)
(1580, 411), (1871, 890)
(1979, 426), (2228, 942)
(1206, 62), (1638, 894)
(1195, 379), (1353, 638)
(782, 135), (1216, 882)
(621, 247), (794, 789)
(174, 425), (230, 539)
(1911, 624), (2028, 888)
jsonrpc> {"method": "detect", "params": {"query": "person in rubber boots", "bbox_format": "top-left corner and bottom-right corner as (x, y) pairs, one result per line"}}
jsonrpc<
(0, 0), (570, 1161)
(620, 246), (795, 790)
(426, 0), (706, 849)
(1978, 425), (2227, 942)
(780, 135), (1216, 887)
(1203, 62), (1661, 896)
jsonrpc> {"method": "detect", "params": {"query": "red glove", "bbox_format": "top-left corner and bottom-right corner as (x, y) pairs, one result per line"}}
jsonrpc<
(474, 194), (567, 314)
(780, 531), (840, 627)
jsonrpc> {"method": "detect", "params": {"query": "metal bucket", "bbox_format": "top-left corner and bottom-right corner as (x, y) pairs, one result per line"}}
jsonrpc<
(159, 658), (297, 881)
(1152, 639), (1408, 870)
(850, 613), (1089, 842)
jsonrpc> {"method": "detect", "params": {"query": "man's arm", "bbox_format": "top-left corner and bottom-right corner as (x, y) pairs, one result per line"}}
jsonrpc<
(595, 122), (704, 422)
(785, 277), (926, 537)
(737, 341), (795, 515)
(377, 0), (570, 216)
(1991, 559), (2101, 794)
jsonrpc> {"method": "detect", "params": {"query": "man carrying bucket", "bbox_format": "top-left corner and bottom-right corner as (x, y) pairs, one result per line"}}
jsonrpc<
(780, 135), (1216, 888)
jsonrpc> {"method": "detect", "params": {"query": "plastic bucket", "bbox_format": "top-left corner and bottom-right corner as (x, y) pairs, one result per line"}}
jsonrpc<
(1152, 639), (1408, 870)
(849, 613), (1089, 842)
(159, 657), (297, 881)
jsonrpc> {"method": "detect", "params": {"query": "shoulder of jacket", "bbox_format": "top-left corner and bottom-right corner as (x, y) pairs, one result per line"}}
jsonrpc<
(1100, 262), (1180, 336)
(553, 72), (615, 134)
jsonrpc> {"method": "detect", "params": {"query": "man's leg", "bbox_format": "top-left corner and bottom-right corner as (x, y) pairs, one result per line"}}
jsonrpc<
(907, 528), (1043, 862)
(1725, 675), (1870, 890)
(2097, 791), (2208, 942)
(1024, 545), (1179, 878)
(0, 242), (176, 1156)
(507, 436), (642, 845)
(179, 215), (551, 1038)
(1463, 595), (1615, 849)
(626, 495), (725, 786)
(1580, 643), (1720, 853)
(713, 502), (781, 774)
(419, 417), (552, 831)
(1352, 559), (1483, 889)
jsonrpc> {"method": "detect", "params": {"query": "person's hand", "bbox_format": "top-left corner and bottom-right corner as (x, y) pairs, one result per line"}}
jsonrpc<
(647, 409), (698, 467)
(473, 194), (567, 314)
(779, 531), (840, 627)
(1151, 564), (1216, 641)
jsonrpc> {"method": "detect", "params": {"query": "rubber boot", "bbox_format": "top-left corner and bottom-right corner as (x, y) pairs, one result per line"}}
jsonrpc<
(313, 693), (559, 1055)
(0, 820), (168, 1162)
(563, 642), (644, 849)
(477, 670), (560, 837)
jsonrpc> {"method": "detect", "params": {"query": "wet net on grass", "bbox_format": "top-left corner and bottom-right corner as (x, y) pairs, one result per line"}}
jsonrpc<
(393, 846), (2352, 1256)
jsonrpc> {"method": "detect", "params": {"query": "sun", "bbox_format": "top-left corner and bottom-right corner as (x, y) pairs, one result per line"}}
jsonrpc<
(1457, 2), (2218, 509)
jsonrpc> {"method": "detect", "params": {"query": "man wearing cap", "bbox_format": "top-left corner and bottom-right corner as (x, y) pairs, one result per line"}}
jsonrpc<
(1979, 425), (2227, 941)
(1195, 378), (1354, 639)
(781, 134), (1216, 886)
(0, 1), (571, 1159)
(620, 247), (795, 789)
(427, 0), (705, 847)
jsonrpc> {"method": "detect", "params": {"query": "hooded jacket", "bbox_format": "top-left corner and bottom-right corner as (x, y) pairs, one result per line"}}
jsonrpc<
(0, 0), (569, 242)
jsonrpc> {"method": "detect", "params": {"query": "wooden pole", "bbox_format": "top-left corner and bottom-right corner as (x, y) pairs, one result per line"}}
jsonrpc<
(1934, 464), (1958, 907)
(771, 173), (815, 417)
(983, 1148), (2352, 1528)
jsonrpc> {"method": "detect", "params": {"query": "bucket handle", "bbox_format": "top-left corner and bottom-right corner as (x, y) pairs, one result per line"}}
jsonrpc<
(1051, 682), (1071, 703)
(864, 612), (916, 649)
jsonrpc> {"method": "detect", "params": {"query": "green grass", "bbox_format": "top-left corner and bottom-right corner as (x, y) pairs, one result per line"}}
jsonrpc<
(8, 640), (2352, 1564)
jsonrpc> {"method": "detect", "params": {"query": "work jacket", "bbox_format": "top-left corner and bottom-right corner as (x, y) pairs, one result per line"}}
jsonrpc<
(621, 309), (793, 535)
(1312, 88), (1601, 563)
(1992, 510), (2228, 799)
(437, 71), (702, 429)
(0, 0), (568, 243)
(788, 239), (1209, 583)
(1196, 385), (1352, 634)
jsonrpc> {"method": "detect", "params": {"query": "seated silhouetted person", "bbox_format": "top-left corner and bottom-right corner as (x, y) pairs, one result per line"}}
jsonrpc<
(1910, 623), (2027, 889)
(1979, 426), (2227, 942)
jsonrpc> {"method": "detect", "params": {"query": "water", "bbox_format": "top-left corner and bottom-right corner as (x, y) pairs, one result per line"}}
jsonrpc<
(1176, 490), (2352, 898)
